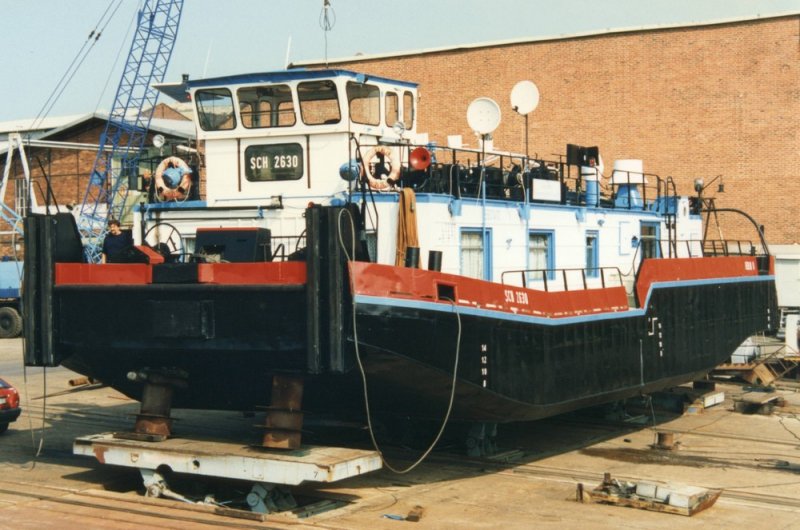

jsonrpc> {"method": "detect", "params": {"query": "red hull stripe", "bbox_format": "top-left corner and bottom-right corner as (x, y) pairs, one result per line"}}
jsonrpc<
(55, 262), (307, 286)
(56, 264), (152, 285)
(635, 256), (760, 306)
(197, 262), (306, 284)
(348, 262), (629, 318)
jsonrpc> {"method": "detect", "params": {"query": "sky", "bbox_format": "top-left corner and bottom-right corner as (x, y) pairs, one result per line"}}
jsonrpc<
(1, 0), (797, 122)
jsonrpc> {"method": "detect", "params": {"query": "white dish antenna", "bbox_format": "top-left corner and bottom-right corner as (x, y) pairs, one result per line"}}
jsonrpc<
(466, 97), (501, 135)
(510, 81), (540, 115)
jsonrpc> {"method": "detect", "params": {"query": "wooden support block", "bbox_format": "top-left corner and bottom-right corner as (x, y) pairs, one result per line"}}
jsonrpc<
(406, 505), (425, 522)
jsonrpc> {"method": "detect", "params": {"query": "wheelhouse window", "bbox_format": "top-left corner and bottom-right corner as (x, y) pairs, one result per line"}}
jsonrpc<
(585, 231), (599, 278)
(297, 80), (341, 125)
(347, 82), (380, 126)
(237, 85), (295, 128)
(385, 92), (399, 127)
(196, 88), (236, 131)
(528, 231), (554, 281)
(402, 91), (414, 129)
(244, 143), (304, 181)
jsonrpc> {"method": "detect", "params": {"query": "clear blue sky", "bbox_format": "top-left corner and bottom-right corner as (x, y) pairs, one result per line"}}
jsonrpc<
(1, 0), (797, 122)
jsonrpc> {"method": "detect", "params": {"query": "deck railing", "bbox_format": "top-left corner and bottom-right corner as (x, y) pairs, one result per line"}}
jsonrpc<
(500, 266), (624, 292)
(379, 141), (676, 212)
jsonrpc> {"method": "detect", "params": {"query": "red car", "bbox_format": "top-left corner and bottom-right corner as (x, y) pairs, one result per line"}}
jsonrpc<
(0, 378), (21, 434)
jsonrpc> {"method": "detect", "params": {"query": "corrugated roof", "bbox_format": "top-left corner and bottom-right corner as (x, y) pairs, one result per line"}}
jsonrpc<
(0, 113), (89, 135)
(290, 11), (800, 67)
(0, 112), (195, 156)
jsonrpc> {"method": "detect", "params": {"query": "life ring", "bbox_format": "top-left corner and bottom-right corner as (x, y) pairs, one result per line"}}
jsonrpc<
(154, 156), (192, 201)
(361, 145), (400, 191)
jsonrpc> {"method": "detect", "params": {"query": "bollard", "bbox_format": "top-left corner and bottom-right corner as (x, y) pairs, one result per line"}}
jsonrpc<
(405, 246), (420, 268)
(428, 250), (442, 271)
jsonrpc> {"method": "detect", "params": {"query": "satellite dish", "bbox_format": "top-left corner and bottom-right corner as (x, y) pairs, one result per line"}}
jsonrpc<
(466, 97), (501, 135)
(152, 134), (166, 148)
(510, 81), (540, 115)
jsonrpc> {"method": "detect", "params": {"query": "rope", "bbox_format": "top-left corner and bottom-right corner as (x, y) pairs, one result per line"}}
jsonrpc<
(394, 188), (419, 266)
(30, 0), (124, 131)
(337, 208), (461, 474)
(94, 2), (139, 114)
(11, 229), (46, 467)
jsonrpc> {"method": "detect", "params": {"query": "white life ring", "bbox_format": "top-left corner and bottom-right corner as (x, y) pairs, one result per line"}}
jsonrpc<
(361, 145), (400, 191)
(154, 156), (192, 201)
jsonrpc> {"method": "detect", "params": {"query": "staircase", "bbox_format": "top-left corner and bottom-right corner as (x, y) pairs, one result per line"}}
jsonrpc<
(713, 339), (799, 387)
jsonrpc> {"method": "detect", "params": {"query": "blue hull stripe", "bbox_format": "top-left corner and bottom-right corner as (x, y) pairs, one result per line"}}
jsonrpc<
(354, 274), (775, 326)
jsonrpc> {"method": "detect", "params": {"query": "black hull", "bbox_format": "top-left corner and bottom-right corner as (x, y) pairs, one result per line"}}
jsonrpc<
(57, 284), (307, 410)
(23, 211), (778, 424)
(352, 278), (777, 422)
(53, 276), (776, 423)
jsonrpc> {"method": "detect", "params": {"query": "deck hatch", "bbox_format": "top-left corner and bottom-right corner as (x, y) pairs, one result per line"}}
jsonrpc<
(150, 300), (215, 339)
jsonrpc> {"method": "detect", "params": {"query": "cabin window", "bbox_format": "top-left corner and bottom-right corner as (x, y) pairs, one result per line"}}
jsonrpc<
(385, 92), (399, 127)
(297, 80), (341, 125)
(461, 228), (492, 280)
(640, 222), (660, 259)
(528, 231), (554, 282)
(346, 82), (380, 126)
(585, 231), (599, 278)
(195, 88), (236, 131)
(402, 91), (414, 129)
(244, 143), (304, 181)
(237, 85), (296, 128)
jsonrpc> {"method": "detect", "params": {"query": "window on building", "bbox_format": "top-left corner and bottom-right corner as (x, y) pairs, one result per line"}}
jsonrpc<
(385, 92), (399, 127)
(346, 82), (380, 126)
(528, 231), (554, 282)
(640, 222), (660, 259)
(461, 229), (491, 280)
(237, 85), (295, 128)
(195, 88), (236, 131)
(297, 80), (341, 125)
(585, 231), (599, 278)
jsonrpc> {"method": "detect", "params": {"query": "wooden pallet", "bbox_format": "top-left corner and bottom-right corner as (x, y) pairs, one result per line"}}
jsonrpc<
(577, 473), (721, 516)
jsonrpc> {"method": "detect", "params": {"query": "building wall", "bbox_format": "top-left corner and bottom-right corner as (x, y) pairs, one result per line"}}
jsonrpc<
(0, 121), (198, 253)
(314, 15), (799, 244)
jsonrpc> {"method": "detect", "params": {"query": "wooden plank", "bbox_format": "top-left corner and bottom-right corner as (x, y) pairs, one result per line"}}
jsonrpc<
(738, 392), (780, 405)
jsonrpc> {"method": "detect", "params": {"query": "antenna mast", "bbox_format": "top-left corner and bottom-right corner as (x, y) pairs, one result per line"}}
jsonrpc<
(319, 0), (336, 67)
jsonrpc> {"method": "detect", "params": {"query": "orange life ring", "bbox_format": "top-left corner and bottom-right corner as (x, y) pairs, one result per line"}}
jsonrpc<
(154, 156), (192, 201)
(361, 145), (400, 191)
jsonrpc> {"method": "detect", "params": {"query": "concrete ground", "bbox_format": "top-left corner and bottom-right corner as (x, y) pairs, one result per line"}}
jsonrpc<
(1, 338), (800, 529)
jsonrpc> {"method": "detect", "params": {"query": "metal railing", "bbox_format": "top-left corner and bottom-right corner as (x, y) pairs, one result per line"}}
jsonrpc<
(500, 266), (624, 292)
(702, 239), (759, 257)
(377, 141), (674, 212)
(270, 233), (306, 261)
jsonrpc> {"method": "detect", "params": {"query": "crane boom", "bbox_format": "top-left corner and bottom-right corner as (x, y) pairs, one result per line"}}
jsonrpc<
(77, 0), (184, 262)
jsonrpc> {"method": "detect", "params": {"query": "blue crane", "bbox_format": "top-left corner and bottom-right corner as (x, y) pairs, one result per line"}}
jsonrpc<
(77, 0), (184, 262)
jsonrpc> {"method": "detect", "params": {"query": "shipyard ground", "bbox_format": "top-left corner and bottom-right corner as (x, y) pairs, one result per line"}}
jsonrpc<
(1, 339), (799, 529)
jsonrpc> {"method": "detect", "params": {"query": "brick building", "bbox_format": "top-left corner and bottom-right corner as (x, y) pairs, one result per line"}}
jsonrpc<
(293, 13), (799, 245)
(0, 108), (196, 251)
